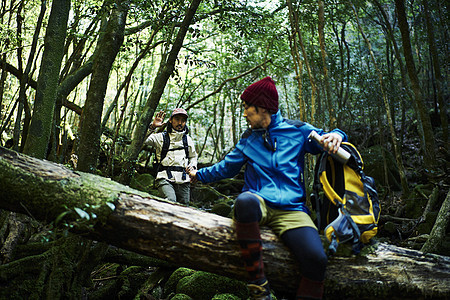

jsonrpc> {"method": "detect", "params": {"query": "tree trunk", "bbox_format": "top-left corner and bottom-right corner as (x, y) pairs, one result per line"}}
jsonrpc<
(13, 1), (24, 152)
(421, 190), (450, 254)
(423, 0), (448, 146)
(317, 0), (336, 128)
(120, 0), (202, 185)
(288, 30), (305, 121)
(0, 57), (89, 117)
(77, 0), (129, 173)
(373, 0), (412, 149)
(394, 0), (437, 168)
(0, 146), (449, 298)
(22, 0), (71, 159)
(19, 1), (47, 152)
(0, 57), (7, 122)
(287, 0), (317, 124)
(330, 18), (350, 126)
(0, 212), (27, 264)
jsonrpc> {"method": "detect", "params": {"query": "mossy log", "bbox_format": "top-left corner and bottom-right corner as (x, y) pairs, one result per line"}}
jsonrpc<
(0, 146), (449, 298)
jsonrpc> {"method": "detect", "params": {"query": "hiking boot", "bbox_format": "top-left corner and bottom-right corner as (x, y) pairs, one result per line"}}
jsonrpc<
(247, 279), (272, 300)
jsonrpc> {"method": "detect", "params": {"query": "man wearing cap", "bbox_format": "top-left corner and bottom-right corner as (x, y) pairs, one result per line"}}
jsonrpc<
(145, 108), (197, 205)
(188, 77), (347, 299)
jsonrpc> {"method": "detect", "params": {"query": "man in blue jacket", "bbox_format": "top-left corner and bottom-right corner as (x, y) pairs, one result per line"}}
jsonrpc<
(188, 77), (347, 300)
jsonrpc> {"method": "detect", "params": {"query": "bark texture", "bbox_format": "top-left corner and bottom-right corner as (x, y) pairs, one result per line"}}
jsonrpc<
(394, 0), (437, 168)
(423, 0), (448, 145)
(77, 0), (129, 173)
(22, 0), (71, 159)
(421, 191), (450, 254)
(0, 146), (449, 298)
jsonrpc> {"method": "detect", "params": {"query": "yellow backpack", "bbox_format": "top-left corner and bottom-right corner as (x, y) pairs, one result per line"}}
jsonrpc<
(312, 142), (381, 255)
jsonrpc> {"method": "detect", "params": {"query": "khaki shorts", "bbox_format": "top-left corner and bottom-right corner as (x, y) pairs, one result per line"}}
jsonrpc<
(236, 192), (317, 236)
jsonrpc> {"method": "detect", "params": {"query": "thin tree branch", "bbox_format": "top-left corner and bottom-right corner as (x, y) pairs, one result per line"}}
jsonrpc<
(185, 59), (272, 111)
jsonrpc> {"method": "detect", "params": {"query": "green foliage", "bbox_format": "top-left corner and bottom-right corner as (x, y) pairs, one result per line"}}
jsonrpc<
(130, 173), (156, 193)
(361, 145), (401, 192)
(57, 202), (112, 233)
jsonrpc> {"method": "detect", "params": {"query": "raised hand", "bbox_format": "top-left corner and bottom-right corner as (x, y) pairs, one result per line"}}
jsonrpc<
(151, 111), (166, 129)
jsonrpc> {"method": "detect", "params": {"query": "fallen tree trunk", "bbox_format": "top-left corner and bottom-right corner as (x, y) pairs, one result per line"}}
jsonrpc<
(0, 146), (449, 298)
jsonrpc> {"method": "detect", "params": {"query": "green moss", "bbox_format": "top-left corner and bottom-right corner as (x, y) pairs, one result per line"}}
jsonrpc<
(191, 185), (222, 205)
(163, 268), (249, 300)
(130, 173), (155, 193)
(0, 235), (104, 299)
(117, 266), (153, 299)
(331, 242), (354, 257)
(133, 268), (173, 299)
(176, 271), (248, 300)
(150, 286), (163, 299)
(212, 293), (242, 300)
(171, 294), (193, 300)
(359, 240), (379, 255)
(164, 268), (197, 296)
(211, 202), (232, 217)
(0, 152), (152, 230)
(0, 277), (38, 299)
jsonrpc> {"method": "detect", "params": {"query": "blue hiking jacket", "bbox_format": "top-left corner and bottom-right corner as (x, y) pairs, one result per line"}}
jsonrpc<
(196, 111), (347, 212)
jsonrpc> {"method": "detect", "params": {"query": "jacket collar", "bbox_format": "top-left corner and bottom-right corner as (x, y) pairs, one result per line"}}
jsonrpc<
(247, 110), (282, 135)
(268, 110), (282, 129)
(168, 128), (186, 140)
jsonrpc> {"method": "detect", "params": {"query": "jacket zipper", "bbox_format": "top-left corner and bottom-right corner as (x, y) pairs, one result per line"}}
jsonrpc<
(272, 136), (281, 203)
(274, 138), (278, 167)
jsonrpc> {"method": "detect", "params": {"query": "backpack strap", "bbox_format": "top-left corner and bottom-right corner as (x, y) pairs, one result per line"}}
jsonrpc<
(160, 166), (187, 180)
(320, 164), (344, 206)
(160, 132), (170, 163)
(312, 151), (328, 229)
(182, 133), (189, 159)
(161, 132), (189, 160)
(158, 132), (190, 180)
(181, 133), (189, 180)
(341, 143), (363, 171)
(325, 205), (362, 256)
(152, 132), (169, 186)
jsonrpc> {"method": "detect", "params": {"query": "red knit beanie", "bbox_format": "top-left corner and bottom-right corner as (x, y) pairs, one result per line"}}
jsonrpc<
(241, 77), (279, 112)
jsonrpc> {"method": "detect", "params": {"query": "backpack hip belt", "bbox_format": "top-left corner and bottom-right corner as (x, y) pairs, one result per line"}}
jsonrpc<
(159, 165), (187, 180)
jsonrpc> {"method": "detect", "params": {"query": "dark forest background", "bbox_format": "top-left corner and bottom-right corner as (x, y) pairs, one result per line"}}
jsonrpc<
(0, 0), (448, 299)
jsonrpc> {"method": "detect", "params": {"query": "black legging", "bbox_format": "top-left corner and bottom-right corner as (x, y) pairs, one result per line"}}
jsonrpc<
(234, 192), (327, 281)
